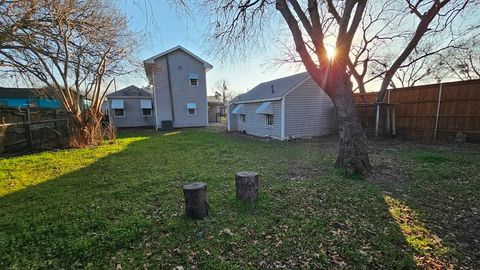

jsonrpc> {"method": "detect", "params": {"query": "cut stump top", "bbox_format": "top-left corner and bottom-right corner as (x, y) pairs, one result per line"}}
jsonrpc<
(236, 171), (258, 177)
(183, 182), (207, 190)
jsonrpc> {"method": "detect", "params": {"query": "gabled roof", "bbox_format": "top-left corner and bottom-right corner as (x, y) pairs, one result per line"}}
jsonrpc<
(231, 72), (310, 104)
(107, 85), (151, 98)
(143, 45), (213, 70)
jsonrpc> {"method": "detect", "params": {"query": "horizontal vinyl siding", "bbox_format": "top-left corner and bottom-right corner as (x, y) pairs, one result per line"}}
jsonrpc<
(228, 105), (239, 131)
(109, 98), (154, 128)
(284, 78), (336, 138)
(168, 50), (208, 128)
(152, 50), (208, 128)
(234, 101), (282, 139)
(153, 57), (173, 125)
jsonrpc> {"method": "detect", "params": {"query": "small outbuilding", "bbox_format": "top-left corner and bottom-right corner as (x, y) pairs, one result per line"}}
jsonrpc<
(227, 72), (337, 140)
(207, 96), (225, 123)
(105, 85), (154, 128)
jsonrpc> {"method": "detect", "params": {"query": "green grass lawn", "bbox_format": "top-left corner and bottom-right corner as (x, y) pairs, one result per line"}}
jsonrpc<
(0, 128), (478, 269)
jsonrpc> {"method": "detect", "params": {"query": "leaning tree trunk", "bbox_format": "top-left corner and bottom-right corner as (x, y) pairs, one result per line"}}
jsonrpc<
(332, 77), (371, 176)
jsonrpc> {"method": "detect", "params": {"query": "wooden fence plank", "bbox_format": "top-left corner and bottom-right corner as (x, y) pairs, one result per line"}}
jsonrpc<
(354, 79), (480, 142)
(0, 107), (68, 154)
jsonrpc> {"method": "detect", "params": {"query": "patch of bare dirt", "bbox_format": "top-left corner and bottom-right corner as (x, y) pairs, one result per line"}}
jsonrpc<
(367, 165), (408, 184)
(284, 160), (329, 181)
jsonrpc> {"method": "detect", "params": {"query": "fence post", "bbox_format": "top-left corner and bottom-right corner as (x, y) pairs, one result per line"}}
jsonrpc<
(433, 83), (443, 140)
(391, 106), (396, 137)
(25, 106), (33, 147)
(386, 89), (391, 136)
(375, 103), (380, 138)
(54, 110), (58, 132)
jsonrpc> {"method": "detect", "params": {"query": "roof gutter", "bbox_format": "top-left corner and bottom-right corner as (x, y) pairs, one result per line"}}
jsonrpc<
(231, 97), (283, 105)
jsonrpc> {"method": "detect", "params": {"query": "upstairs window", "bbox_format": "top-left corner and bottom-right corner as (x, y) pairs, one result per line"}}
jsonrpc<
(265, 114), (273, 126)
(189, 73), (199, 86)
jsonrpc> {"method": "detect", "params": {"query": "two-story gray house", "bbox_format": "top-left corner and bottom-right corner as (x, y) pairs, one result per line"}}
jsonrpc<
(228, 72), (337, 140)
(143, 46), (213, 129)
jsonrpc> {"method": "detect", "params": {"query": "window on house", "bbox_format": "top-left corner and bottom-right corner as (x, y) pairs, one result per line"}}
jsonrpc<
(187, 103), (197, 115)
(189, 73), (199, 86)
(266, 114), (273, 126)
(114, 109), (125, 117)
(140, 99), (152, 116)
(240, 114), (246, 123)
(190, 78), (199, 86)
(142, 109), (152, 116)
(111, 99), (124, 117)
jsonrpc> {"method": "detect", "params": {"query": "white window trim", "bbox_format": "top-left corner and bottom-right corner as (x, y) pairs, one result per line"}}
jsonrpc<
(113, 108), (125, 118)
(187, 108), (197, 115)
(189, 73), (199, 87)
(240, 114), (246, 123)
(265, 114), (274, 128)
(190, 78), (199, 87)
(142, 108), (152, 116)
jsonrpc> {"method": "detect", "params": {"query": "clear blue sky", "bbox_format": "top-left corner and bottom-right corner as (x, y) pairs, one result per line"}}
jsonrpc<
(115, 1), (301, 96)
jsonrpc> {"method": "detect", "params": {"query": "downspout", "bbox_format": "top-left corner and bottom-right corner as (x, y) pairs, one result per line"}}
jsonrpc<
(206, 91), (209, 127)
(433, 82), (443, 140)
(227, 104), (231, 131)
(165, 54), (175, 123)
(375, 103), (380, 138)
(151, 65), (159, 129)
(281, 97), (285, 140)
(386, 88), (391, 136)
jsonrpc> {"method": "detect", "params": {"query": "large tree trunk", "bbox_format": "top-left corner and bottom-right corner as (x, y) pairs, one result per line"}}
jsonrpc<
(332, 77), (371, 176)
(66, 110), (105, 148)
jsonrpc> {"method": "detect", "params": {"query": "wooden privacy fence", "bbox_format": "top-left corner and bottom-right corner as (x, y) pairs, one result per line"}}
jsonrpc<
(0, 107), (68, 154)
(354, 79), (480, 142)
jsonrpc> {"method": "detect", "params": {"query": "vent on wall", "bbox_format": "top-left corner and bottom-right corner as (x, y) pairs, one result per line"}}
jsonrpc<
(271, 85), (274, 94)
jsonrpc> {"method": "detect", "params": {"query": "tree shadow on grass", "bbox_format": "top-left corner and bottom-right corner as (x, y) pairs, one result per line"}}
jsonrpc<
(0, 135), (159, 268)
(369, 148), (480, 269)
(0, 130), (418, 269)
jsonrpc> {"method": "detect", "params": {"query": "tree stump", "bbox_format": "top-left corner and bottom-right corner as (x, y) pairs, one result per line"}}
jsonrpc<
(235, 171), (259, 202)
(183, 182), (208, 220)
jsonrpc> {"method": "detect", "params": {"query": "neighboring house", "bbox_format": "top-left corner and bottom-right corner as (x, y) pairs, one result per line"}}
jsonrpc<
(227, 72), (337, 140)
(143, 46), (213, 129)
(0, 87), (61, 109)
(207, 96), (226, 123)
(105, 85), (154, 128)
(0, 86), (91, 109)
